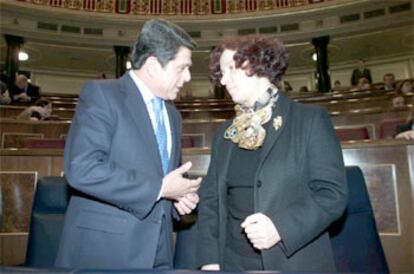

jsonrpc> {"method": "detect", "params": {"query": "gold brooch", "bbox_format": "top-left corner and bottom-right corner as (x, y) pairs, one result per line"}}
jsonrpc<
(273, 116), (283, 130)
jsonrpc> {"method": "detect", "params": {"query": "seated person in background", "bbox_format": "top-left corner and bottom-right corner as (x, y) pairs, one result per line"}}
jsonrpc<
(395, 96), (414, 140)
(396, 79), (413, 95)
(10, 74), (40, 103)
(0, 80), (11, 105)
(333, 80), (341, 89)
(282, 80), (293, 92)
(392, 79), (413, 108)
(17, 98), (53, 121)
(392, 96), (405, 108)
(380, 73), (396, 91)
(351, 77), (370, 91)
(332, 80), (347, 91)
(96, 71), (107, 79)
(395, 121), (414, 140)
(299, 86), (309, 92)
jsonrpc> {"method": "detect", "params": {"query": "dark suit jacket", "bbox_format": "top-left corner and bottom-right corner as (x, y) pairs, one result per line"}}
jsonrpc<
(350, 68), (372, 86)
(197, 93), (348, 272)
(10, 83), (40, 103)
(55, 73), (182, 268)
(397, 119), (413, 134)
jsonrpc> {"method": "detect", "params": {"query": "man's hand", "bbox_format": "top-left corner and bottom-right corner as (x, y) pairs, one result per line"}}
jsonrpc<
(241, 213), (281, 250)
(160, 161), (202, 200)
(174, 193), (199, 215)
(17, 93), (30, 102)
(396, 130), (414, 140)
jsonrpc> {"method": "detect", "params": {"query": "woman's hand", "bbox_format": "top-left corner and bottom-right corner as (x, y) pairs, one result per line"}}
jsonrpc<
(241, 213), (281, 250)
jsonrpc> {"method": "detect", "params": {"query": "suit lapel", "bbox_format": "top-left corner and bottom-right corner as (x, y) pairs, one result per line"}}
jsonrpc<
(120, 74), (162, 171)
(257, 92), (291, 171)
(165, 102), (178, 172)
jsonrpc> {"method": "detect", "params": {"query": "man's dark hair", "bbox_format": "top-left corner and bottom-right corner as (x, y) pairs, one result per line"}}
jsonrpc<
(131, 18), (196, 69)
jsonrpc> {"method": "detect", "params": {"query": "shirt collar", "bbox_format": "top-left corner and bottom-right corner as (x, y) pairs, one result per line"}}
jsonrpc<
(129, 70), (156, 105)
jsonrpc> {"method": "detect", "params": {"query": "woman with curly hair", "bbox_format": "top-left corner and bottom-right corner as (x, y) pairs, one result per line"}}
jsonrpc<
(196, 35), (348, 272)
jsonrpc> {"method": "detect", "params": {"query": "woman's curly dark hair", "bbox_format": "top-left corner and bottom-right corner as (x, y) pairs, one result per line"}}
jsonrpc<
(209, 35), (289, 86)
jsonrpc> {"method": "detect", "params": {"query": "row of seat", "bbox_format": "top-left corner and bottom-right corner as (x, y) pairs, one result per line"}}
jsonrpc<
(13, 167), (387, 272)
(1, 140), (413, 271)
(0, 117), (406, 150)
(335, 117), (407, 141)
(2, 87), (411, 119)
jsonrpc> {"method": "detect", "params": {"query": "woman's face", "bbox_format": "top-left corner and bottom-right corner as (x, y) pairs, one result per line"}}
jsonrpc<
(401, 81), (412, 94)
(219, 49), (259, 106)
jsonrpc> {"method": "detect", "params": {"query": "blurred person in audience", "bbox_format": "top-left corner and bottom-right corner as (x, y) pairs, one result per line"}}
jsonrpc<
(392, 96), (405, 108)
(395, 123), (414, 140)
(396, 79), (413, 95)
(17, 98), (53, 120)
(380, 73), (396, 91)
(197, 35), (347, 272)
(299, 86), (309, 92)
(282, 80), (293, 92)
(0, 80), (11, 104)
(96, 71), (107, 79)
(392, 79), (413, 108)
(350, 59), (372, 86)
(55, 19), (201, 270)
(10, 74), (40, 103)
(332, 80), (347, 92)
(351, 77), (370, 91)
(395, 96), (414, 140)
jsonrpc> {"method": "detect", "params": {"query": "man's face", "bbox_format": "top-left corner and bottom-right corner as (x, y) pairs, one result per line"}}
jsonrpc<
(384, 75), (395, 87)
(15, 78), (27, 89)
(155, 47), (192, 101)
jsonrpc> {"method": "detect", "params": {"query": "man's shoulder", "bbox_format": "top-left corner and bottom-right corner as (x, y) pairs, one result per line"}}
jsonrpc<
(81, 79), (122, 94)
(27, 83), (40, 91)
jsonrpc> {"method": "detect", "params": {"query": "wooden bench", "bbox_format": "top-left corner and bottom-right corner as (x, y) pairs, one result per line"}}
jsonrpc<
(0, 140), (413, 271)
(0, 105), (75, 120)
(1, 105), (411, 150)
(0, 119), (71, 149)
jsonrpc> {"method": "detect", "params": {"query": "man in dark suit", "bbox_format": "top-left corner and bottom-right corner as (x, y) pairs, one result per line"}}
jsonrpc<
(10, 74), (40, 103)
(350, 59), (372, 86)
(55, 19), (201, 269)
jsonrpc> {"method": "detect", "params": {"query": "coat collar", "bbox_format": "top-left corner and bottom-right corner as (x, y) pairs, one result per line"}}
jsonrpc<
(256, 91), (291, 171)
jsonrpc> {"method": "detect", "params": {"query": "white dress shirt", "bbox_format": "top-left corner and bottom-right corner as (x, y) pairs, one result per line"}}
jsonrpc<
(128, 70), (172, 158)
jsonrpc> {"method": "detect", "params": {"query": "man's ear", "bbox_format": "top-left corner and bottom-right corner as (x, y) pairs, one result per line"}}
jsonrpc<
(144, 56), (162, 78)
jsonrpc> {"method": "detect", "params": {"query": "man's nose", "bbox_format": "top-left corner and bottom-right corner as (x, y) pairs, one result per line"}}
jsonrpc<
(183, 68), (191, 83)
(220, 72), (227, 86)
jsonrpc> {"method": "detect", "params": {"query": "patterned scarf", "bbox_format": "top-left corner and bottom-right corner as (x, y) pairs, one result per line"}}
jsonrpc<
(224, 86), (279, 150)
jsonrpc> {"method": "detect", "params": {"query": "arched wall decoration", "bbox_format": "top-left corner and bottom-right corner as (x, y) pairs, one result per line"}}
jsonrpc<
(18, 0), (332, 16)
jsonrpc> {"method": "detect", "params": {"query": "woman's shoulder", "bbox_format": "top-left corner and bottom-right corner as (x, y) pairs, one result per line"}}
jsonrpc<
(290, 98), (327, 118)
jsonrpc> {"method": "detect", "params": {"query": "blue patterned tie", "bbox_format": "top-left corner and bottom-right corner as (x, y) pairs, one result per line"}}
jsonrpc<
(152, 97), (169, 175)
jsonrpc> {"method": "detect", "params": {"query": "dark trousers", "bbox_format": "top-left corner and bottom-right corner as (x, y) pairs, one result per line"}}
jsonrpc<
(153, 216), (173, 269)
